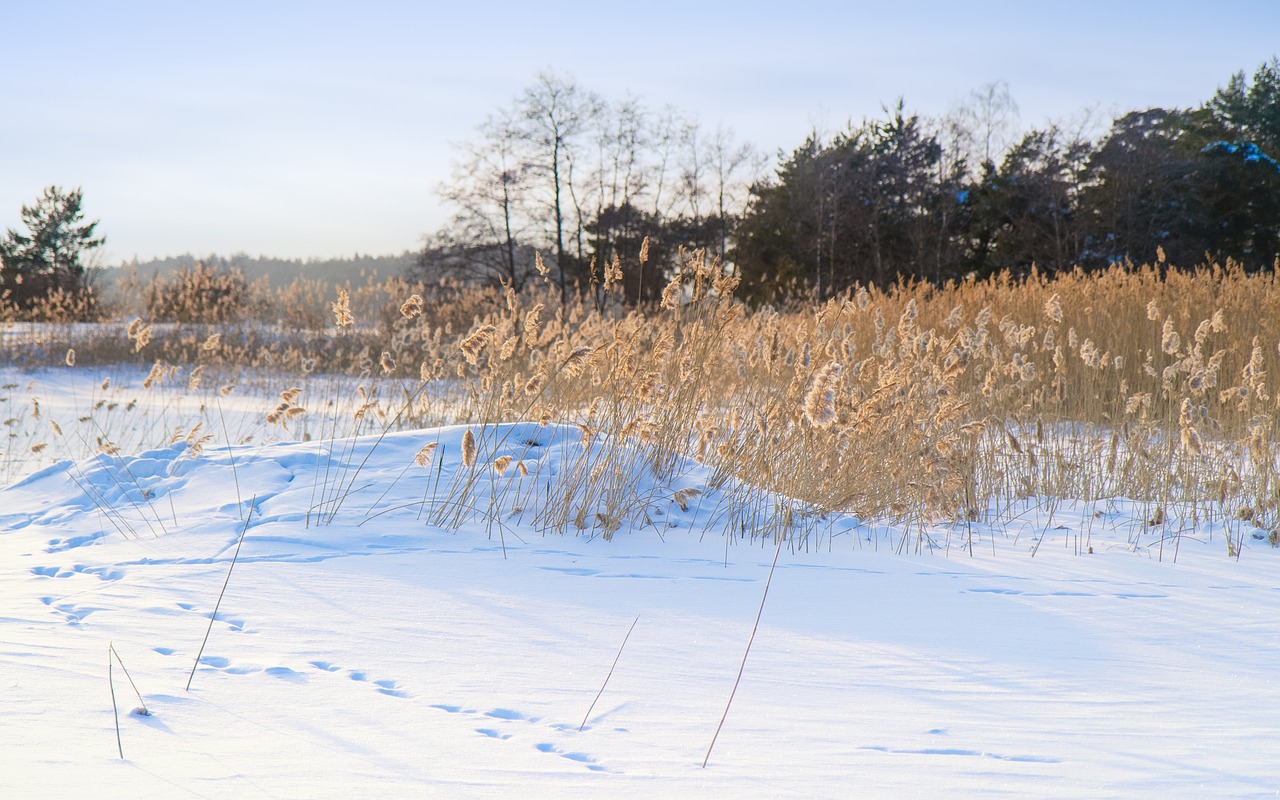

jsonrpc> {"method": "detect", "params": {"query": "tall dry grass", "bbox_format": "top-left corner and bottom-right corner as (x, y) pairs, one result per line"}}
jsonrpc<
(5, 253), (1280, 551)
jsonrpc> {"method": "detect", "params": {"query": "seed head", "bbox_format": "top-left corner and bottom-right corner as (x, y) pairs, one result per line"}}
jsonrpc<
(563, 346), (594, 378)
(460, 325), (497, 365)
(461, 429), (477, 468)
(400, 294), (424, 319)
(803, 362), (842, 429)
(524, 304), (544, 341)
(1161, 318), (1180, 355)
(332, 289), (354, 328)
(413, 442), (438, 467)
(1043, 293), (1063, 324)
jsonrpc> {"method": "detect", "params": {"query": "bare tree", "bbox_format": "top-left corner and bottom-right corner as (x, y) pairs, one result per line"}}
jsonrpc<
(428, 72), (763, 304)
(968, 81), (1020, 167)
(588, 97), (653, 271)
(649, 105), (681, 219)
(679, 118), (706, 222)
(518, 71), (602, 300)
(435, 109), (537, 289)
(707, 124), (757, 258)
(943, 80), (1021, 173)
(596, 96), (648, 212)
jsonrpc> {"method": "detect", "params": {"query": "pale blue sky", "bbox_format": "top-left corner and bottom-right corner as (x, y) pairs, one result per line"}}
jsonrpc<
(2, 0), (1277, 262)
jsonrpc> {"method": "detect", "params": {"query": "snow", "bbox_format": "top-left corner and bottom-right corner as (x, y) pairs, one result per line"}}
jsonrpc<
(1203, 140), (1280, 173)
(2, 368), (1280, 798)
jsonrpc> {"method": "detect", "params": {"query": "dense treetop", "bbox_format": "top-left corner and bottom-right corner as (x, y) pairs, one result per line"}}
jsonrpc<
(419, 59), (1280, 303)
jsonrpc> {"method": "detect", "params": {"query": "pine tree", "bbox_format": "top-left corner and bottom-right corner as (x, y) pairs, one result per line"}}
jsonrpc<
(0, 186), (104, 310)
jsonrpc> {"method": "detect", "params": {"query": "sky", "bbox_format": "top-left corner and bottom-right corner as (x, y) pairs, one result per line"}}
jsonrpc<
(2, 0), (1278, 263)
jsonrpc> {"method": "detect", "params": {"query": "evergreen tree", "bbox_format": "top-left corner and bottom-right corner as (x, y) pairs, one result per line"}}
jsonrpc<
(962, 127), (1090, 276)
(0, 186), (104, 309)
(734, 106), (964, 301)
(1198, 58), (1280, 267)
(1075, 109), (1205, 268)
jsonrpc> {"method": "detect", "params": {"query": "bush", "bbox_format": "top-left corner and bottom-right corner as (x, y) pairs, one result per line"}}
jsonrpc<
(145, 263), (254, 324)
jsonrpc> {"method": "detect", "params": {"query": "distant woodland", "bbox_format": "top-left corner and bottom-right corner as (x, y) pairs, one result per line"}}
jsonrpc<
(412, 58), (1280, 304)
(4, 58), (1279, 316)
(105, 252), (416, 292)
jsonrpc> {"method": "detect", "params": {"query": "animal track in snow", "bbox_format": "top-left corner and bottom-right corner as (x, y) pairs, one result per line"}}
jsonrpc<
(30, 564), (123, 581)
(461, 708), (606, 771)
(39, 597), (103, 627)
(197, 655), (256, 675)
(485, 708), (538, 722)
(306, 661), (408, 697)
(263, 666), (306, 683)
(534, 742), (603, 771)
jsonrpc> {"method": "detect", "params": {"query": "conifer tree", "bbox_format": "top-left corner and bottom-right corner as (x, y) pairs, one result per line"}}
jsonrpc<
(0, 186), (104, 309)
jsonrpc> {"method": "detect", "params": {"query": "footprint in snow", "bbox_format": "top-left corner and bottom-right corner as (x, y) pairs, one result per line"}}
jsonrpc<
(372, 679), (407, 697)
(263, 666), (306, 684)
(197, 655), (255, 675)
(534, 742), (603, 771)
(42, 600), (102, 627)
(308, 662), (408, 697)
(485, 708), (538, 722)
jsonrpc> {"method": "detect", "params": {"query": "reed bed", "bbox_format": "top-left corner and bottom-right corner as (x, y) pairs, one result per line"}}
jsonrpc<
(4, 252), (1280, 552)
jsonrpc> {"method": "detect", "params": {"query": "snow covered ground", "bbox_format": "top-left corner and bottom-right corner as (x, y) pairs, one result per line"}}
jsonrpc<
(2, 370), (1280, 798)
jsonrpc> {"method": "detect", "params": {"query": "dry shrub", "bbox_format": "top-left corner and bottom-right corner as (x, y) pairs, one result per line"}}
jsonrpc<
(145, 263), (254, 324)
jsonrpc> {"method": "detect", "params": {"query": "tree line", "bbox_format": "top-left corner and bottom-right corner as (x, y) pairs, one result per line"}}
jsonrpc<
(419, 59), (1280, 304)
(4, 60), (1278, 317)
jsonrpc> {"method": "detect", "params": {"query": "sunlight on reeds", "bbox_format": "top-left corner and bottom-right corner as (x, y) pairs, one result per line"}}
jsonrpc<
(4, 254), (1280, 554)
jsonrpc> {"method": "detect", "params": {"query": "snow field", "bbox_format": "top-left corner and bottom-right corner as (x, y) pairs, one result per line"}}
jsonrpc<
(1, 367), (1279, 798)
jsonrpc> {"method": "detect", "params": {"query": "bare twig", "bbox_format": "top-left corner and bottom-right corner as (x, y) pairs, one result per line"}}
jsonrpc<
(580, 615), (639, 731)
(214, 396), (243, 520)
(108, 644), (123, 759)
(703, 531), (784, 768)
(109, 643), (150, 715)
(186, 495), (255, 692)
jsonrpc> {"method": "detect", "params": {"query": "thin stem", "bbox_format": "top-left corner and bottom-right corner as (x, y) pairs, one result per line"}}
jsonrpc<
(580, 615), (639, 731)
(703, 531), (784, 769)
(109, 644), (123, 759)
(109, 644), (149, 715)
(215, 396), (243, 520)
(186, 495), (255, 692)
